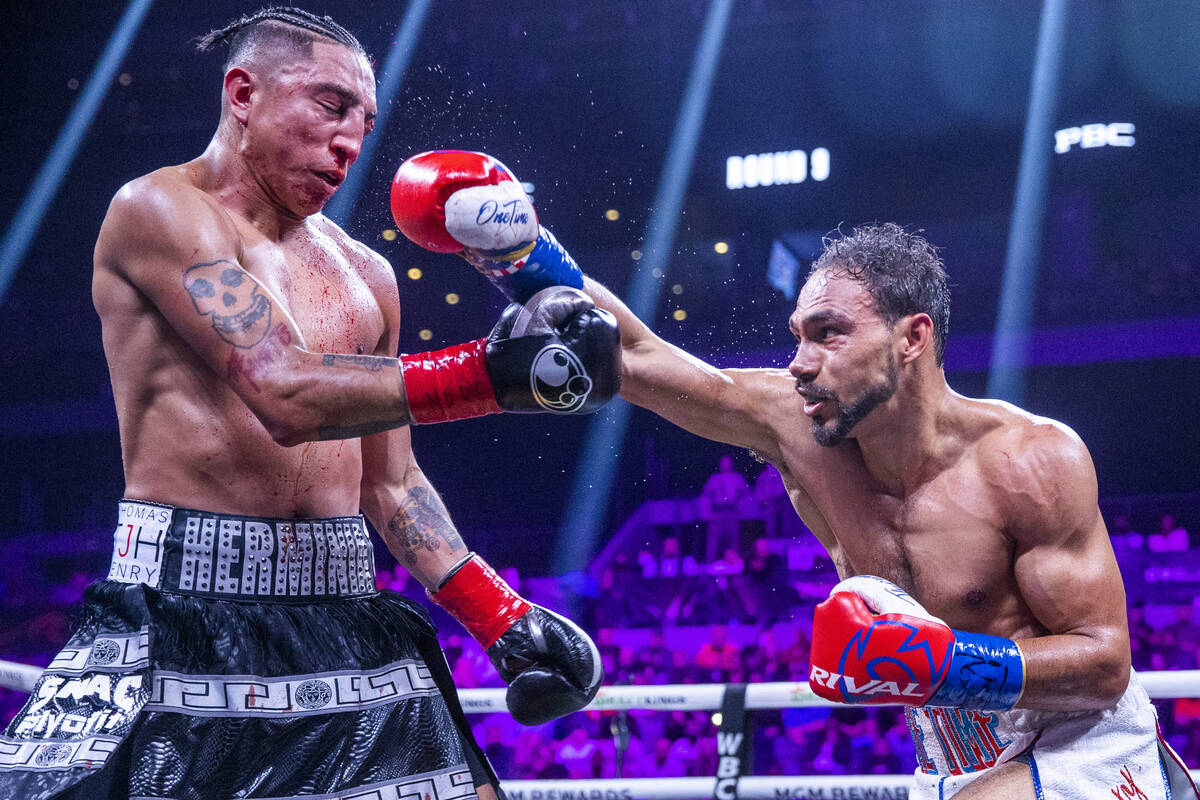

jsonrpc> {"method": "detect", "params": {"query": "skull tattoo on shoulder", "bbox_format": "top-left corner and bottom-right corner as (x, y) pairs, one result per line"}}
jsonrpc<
(184, 259), (273, 348)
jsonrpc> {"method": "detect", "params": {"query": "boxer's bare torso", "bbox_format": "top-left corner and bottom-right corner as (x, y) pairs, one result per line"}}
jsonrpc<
(89, 37), (421, 521)
(771, 395), (1084, 636)
(94, 163), (397, 518)
(586, 271), (1129, 713)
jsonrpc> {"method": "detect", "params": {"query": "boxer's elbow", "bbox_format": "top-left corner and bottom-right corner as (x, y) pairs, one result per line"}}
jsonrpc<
(264, 417), (312, 447)
(240, 374), (323, 446)
(1078, 631), (1131, 707)
(253, 398), (315, 447)
(1091, 647), (1131, 705)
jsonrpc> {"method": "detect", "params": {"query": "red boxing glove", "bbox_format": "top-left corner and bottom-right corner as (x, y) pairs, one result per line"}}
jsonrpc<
(809, 580), (953, 706)
(809, 576), (1024, 709)
(390, 150), (538, 253)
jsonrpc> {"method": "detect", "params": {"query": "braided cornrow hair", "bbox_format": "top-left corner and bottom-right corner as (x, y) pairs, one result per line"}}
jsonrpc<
(195, 6), (368, 70)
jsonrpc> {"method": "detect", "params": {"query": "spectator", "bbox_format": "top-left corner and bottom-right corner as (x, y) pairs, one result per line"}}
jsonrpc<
(695, 734), (719, 777)
(665, 734), (700, 776)
(700, 455), (751, 561)
(636, 546), (659, 578)
(770, 723), (811, 774)
(558, 726), (598, 778)
(1109, 513), (1145, 551)
(1174, 696), (1200, 768)
(753, 462), (791, 538)
(447, 634), (494, 688)
(1160, 604), (1200, 669)
(595, 627), (621, 678)
(640, 630), (672, 676)
(588, 743), (616, 778)
(600, 551), (652, 626)
(661, 536), (697, 578)
(481, 723), (514, 777)
(710, 547), (744, 575)
(755, 627), (781, 666)
(1128, 605), (1151, 669)
(776, 626), (813, 681)
(646, 735), (691, 775)
(662, 537), (701, 622)
(745, 538), (788, 622)
(1149, 513), (1190, 553)
(780, 705), (832, 763)
(615, 728), (657, 777)
(530, 747), (568, 779)
(696, 625), (740, 676)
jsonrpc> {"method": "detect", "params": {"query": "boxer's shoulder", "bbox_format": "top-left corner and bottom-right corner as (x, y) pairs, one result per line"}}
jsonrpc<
(308, 213), (395, 285)
(111, 163), (227, 218)
(99, 164), (239, 266)
(94, 171), (243, 330)
(968, 399), (1097, 533)
(971, 400), (1087, 468)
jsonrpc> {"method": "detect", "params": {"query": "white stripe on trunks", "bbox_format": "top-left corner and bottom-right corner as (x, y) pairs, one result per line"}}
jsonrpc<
(130, 764), (477, 800)
(142, 658), (442, 718)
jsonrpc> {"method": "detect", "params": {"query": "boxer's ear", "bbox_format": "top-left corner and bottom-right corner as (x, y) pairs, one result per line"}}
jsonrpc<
(898, 312), (934, 364)
(225, 67), (255, 126)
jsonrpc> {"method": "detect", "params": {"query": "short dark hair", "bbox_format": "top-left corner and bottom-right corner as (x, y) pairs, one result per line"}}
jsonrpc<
(195, 7), (368, 72)
(809, 223), (950, 366)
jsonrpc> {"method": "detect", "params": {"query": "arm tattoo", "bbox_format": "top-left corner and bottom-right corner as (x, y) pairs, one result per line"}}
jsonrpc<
(183, 260), (274, 348)
(317, 358), (410, 437)
(386, 486), (466, 566)
(321, 353), (399, 372)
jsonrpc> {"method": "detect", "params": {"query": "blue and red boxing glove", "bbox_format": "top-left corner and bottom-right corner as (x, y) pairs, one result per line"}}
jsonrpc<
(808, 575), (1025, 709)
(390, 150), (584, 304)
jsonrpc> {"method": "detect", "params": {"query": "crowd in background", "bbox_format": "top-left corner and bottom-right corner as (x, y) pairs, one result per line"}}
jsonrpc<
(1, 460), (1197, 779)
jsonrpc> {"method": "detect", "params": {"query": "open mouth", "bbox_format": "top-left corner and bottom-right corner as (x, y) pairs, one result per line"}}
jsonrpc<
(314, 170), (343, 188)
(799, 390), (834, 417)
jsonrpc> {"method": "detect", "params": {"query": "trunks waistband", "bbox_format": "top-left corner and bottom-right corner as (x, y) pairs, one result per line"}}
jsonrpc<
(107, 500), (377, 601)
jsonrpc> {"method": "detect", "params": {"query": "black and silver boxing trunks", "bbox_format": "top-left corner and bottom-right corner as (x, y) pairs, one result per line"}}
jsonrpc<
(0, 500), (495, 799)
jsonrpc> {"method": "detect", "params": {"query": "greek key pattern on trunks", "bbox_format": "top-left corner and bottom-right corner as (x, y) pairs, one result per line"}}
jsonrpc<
(0, 734), (122, 771)
(143, 659), (440, 717)
(178, 513), (376, 598)
(45, 630), (150, 676)
(129, 765), (476, 800)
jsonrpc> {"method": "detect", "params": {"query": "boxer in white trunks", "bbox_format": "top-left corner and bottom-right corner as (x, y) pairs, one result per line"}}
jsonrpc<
(388, 199), (1198, 799)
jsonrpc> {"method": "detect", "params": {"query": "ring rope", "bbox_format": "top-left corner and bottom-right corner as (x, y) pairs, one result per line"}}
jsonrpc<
(498, 772), (1200, 800)
(467, 670), (1200, 712)
(2, 659), (1197, 795)
(502, 775), (915, 799)
(1, 660), (1197, 708)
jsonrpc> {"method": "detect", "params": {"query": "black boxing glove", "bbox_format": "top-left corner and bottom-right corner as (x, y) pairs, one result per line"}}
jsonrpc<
(429, 553), (604, 725)
(484, 286), (621, 414)
(399, 286), (620, 422)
